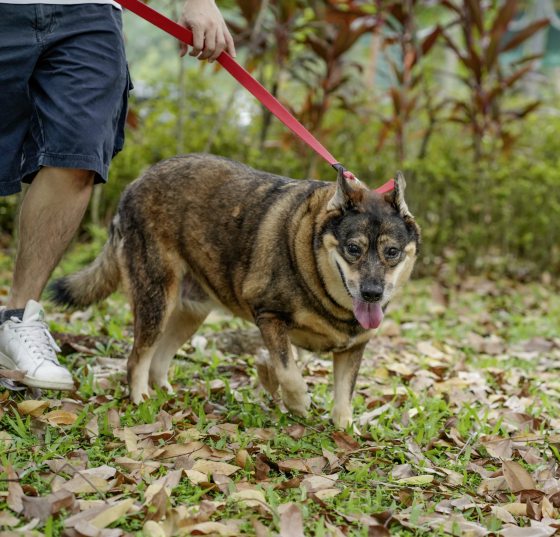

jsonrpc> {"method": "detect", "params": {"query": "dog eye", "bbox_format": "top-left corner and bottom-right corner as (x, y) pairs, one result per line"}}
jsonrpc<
(346, 243), (362, 256)
(385, 247), (400, 258)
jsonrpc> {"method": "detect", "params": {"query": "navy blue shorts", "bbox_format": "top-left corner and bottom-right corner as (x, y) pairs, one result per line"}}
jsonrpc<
(0, 4), (131, 196)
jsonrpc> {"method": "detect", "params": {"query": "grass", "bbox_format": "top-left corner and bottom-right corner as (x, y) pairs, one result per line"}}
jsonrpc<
(1, 235), (560, 536)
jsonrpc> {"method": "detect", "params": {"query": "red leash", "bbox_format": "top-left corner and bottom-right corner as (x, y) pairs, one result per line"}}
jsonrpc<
(117, 0), (394, 194)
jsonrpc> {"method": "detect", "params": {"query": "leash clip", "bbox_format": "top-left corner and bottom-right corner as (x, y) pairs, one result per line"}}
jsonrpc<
(332, 163), (357, 181)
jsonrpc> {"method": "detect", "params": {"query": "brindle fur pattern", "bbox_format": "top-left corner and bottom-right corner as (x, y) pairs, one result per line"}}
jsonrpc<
(50, 154), (420, 428)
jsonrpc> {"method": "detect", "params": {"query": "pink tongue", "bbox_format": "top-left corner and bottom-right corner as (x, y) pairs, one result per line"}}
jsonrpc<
(352, 299), (384, 329)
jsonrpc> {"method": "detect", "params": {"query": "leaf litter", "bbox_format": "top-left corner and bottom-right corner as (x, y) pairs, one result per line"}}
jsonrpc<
(0, 276), (560, 535)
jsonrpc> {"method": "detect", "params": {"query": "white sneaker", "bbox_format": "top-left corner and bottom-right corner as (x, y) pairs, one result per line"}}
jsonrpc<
(0, 300), (74, 390)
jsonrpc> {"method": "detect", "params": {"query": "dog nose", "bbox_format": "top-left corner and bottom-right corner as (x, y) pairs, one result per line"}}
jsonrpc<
(361, 284), (383, 302)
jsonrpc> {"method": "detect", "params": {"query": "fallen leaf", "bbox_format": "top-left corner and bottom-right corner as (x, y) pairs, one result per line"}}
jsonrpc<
(395, 475), (434, 486)
(277, 457), (327, 474)
(185, 470), (210, 485)
(279, 503), (305, 537)
(144, 485), (168, 522)
(0, 510), (20, 527)
(502, 460), (536, 493)
(285, 424), (306, 440)
(301, 474), (339, 493)
(313, 488), (341, 500)
(185, 521), (237, 536)
(6, 465), (24, 513)
(17, 400), (49, 417)
(500, 522), (557, 537)
(332, 431), (360, 452)
(40, 409), (78, 426)
(143, 520), (167, 537)
(57, 466), (117, 494)
(89, 498), (135, 529)
(501, 502), (527, 516)
(191, 460), (240, 477)
(22, 489), (77, 522)
(229, 489), (269, 510)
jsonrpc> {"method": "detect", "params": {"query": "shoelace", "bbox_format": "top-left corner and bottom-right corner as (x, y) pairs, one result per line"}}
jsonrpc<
(10, 317), (62, 366)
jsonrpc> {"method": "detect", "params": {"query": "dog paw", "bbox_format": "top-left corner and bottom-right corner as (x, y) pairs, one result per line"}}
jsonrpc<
(332, 406), (353, 430)
(282, 389), (311, 418)
(130, 383), (151, 404)
(150, 376), (175, 394)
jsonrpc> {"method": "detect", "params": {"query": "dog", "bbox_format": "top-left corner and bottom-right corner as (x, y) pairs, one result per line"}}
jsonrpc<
(50, 154), (420, 428)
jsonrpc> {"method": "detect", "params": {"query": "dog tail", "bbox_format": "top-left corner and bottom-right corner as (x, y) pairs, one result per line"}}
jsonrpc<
(49, 219), (122, 309)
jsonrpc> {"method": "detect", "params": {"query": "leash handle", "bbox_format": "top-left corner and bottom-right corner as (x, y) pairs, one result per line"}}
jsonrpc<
(117, 0), (394, 193)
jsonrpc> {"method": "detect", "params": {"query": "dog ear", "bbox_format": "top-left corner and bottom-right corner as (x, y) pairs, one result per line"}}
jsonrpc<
(327, 168), (368, 212)
(385, 171), (413, 218)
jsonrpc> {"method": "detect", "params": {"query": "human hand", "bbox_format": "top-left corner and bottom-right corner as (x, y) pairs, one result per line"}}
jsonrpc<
(178, 0), (236, 62)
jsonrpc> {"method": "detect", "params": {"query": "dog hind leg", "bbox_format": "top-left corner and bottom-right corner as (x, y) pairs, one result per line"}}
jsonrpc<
(125, 249), (180, 404)
(148, 301), (211, 392)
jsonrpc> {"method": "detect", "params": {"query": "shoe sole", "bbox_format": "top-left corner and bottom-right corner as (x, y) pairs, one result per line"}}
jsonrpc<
(0, 352), (74, 391)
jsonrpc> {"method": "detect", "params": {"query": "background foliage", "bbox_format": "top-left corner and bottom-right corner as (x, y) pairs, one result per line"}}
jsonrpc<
(1, 0), (559, 279)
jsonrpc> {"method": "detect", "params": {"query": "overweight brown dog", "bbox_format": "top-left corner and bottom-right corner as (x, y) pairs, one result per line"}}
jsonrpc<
(50, 154), (420, 428)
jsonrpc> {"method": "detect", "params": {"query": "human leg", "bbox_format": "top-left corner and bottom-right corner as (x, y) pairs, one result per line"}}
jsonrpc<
(0, 5), (129, 389)
(8, 168), (94, 309)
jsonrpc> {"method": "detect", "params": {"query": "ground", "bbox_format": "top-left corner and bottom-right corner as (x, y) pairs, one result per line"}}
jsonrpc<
(0, 240), (560, 537)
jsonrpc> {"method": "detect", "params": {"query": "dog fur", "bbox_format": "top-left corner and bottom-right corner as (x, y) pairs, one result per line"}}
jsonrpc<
(50, 154), (420, 428)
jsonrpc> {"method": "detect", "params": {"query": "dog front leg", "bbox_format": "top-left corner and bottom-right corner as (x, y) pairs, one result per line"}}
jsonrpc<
(256, 313), (310, 417)
(332, 343), (366, 429)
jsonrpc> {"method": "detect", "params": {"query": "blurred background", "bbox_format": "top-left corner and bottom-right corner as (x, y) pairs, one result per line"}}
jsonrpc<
(1, 0), (559, 281)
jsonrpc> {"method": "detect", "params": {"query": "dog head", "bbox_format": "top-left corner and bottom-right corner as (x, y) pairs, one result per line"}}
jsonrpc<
(320, 169), (421, 329)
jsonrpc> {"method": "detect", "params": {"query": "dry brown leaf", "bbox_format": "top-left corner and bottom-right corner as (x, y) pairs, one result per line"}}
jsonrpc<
(143, 520), (167, 537)
(477, 476), (508, 494)
(184, 521), (237, 536)
(191, 459), (240, 477)
(500, 522), (557, 536)
(313, 488), (341, 500)
(252, 518), (269, 537)
(417, 341), (445, 359)
(490, 505), (516, 523)
(481, 437), (513, 459)
(185, 469), (209, 485)
(123, 428), (138, 452)
(145, 485), (168, 522)
(40, 409), (78, 426)
(501, 502), (527, 516)
(0, 510), (20, 527)
(21, 489), (77, 522)
(331, 431), (360, 452)
(502, 460), (536, 493)
(321, 448), (340, 471)
(396, 475), (434, 486)
(279, 503), (305, 537)
(277, 456), (327, 475)
(17, 400), (49, 417)
(285, 424), (306, 440)
(229, 489), (269, 510)
(155, 441), (211, 461)
(301, 474), (338, 493)
(89, 498), (135, 529)
(235, 449), (251, 469)
(247, 428), (276, 441)
(6, 465), (24, 514)
(539, 495), (556, 519)
(57, 465), (117, 494)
